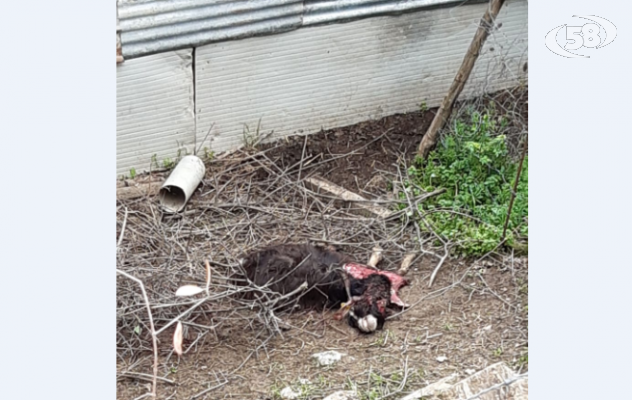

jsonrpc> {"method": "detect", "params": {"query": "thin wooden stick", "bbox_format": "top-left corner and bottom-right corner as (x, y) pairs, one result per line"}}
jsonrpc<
(117, 207), (129, 247)
(116, 269), (159, 398)
(418, 0), (506, 158)
(428, 243), (450, 288)
(205, 259), (212, 296)
(118, 372), (176, 385)
(501, 137), (528, 242)
(190, 380), (229, 399)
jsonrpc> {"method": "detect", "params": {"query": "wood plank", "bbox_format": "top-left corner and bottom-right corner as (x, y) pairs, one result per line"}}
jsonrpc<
(304, 176), (393, 218)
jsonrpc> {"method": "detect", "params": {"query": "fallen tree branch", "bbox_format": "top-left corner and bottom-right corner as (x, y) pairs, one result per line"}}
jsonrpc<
(304, 176), (393, 218)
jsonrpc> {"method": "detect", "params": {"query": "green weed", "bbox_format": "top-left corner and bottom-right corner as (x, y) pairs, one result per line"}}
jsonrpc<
(402, 109), (528, 256)
(162, 158), (175, 169)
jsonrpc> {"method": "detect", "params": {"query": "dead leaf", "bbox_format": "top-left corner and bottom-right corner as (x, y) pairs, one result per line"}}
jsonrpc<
(175, 285), (204, 297)
(173, 321), (183, 356)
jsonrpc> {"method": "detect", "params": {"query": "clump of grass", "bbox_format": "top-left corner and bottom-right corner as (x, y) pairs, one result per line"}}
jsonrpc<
(403, 109), (528, 256)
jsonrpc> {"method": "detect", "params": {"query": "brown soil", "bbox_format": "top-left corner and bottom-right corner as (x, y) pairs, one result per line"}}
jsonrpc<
(261, 109), (436, 196)
(117, 90), (528, 400)
(117, 257), (528, 400)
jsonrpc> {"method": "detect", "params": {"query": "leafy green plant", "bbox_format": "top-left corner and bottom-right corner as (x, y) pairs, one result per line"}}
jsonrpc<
(162, 158), (175, 169)
(203, 146), (214, 160)
(129, 168), (136, 179)
(403, 109), (528, 256)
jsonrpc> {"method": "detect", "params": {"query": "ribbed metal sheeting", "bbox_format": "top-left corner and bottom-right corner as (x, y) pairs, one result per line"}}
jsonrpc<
(117, 0), (474, 59)
(118, 0), (304, 58)
(303, 0), (471, 26)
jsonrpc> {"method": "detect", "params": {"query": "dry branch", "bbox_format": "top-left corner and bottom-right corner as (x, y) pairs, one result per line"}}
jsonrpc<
(417, 0), (506, 158)
(117, 182), (162, 200)
(501, 137), (528, 242)
(304, 176), (393, 218)
(116, 269), (158, 398)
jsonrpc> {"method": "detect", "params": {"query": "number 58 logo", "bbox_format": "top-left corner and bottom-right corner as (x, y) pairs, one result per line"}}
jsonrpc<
(545, 15), (617, 58)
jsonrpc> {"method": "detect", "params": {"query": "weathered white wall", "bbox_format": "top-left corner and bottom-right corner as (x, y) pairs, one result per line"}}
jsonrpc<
(116, 50), (195, 177)
(194, 0), (527, 153)
(115, 0), (527, 177)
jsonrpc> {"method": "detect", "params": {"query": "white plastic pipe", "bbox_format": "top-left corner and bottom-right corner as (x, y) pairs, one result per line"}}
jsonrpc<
(158, 155), (206, 213)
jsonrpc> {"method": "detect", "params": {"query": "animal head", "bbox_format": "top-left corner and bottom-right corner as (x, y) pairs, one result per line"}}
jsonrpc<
(346, 274), (391, 334)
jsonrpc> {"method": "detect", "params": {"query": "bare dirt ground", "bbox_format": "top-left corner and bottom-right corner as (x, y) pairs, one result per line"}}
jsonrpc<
(116, 90), (528, 400)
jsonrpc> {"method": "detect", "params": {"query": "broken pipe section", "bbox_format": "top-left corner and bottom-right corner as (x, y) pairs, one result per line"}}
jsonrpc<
(158, 155), (205, 213)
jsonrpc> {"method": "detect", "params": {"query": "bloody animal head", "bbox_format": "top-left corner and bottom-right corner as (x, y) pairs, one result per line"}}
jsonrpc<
(343, 263), (410, 307)
(346, 274), (391, 334)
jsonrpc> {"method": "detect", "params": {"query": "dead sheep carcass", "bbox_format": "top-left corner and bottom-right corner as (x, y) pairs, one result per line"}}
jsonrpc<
(237, 244), (409, 333)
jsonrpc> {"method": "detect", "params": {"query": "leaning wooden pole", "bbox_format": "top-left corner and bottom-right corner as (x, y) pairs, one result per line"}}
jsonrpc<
(417, 0), (506, 158)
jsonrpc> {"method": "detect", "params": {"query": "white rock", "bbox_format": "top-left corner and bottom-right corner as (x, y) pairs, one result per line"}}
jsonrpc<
(465, 368), (476, 375)
(298, 378), (311, 385)
(436, 356), (448, 363)
(323, 391), (359, 400)
(312, 350), (345, 366)
(279, 386), (300, 399)
(399, 373), (459, 400)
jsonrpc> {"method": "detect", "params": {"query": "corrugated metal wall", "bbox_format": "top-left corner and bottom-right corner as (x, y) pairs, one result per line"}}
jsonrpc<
(303, 0), (484, 26)
(195, 0), (527, 153)
(116, 0), (488, 59)
(118, 0), (304, 59)
(116, 0), (527, 178)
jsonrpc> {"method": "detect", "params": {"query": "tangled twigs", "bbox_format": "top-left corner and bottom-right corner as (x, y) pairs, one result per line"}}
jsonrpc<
(116, 141), (465, 389)
(116, 269), (158, 398)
